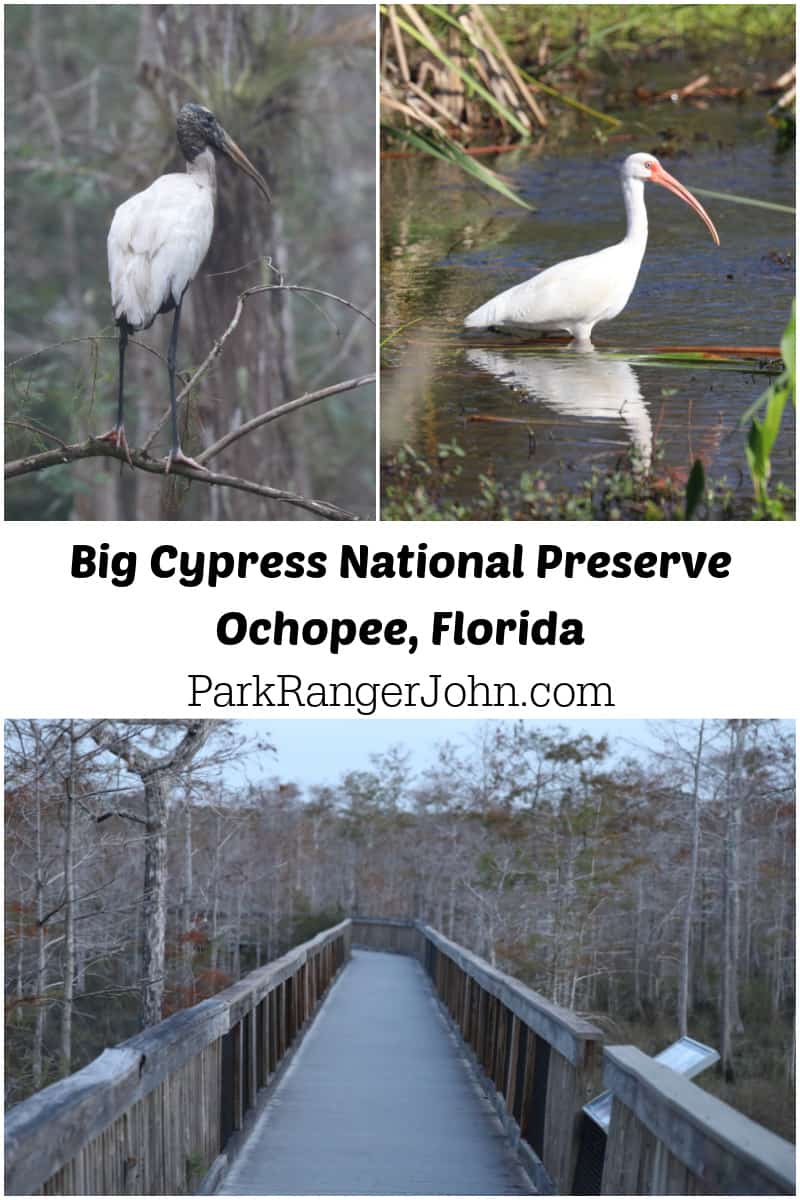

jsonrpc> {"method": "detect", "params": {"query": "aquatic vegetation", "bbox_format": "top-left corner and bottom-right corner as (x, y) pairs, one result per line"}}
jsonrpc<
(741, 303), (796, 519)
(380, 4), (795, 203)
(381, 437), (794, 521)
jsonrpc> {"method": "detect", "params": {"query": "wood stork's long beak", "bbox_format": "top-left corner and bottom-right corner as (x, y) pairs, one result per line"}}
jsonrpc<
(220, 130), (272, 203)
(649, 162), (720, 245)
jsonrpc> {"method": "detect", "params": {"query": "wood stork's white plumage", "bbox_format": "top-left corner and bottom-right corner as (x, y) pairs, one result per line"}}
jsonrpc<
(101, 103), (271, 471)
(464, 153), (720, 349)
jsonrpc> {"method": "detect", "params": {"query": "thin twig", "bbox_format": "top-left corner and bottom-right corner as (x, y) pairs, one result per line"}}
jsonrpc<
(292, 289), (342, 339)
(7, 332), (188, 379)
(204, 255), (272, 279)
(251, 284), (375, 327)
(5, 420), (69, 449)
(307, 307), (374, 389)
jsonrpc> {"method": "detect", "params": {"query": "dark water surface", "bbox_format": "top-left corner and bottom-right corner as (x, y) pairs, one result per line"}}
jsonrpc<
(381, 100), (795, 513)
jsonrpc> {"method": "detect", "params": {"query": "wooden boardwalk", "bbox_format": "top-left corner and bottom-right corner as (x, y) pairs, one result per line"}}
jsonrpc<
(218, 949), (532, 1195)
(8, 920), (792, 1197)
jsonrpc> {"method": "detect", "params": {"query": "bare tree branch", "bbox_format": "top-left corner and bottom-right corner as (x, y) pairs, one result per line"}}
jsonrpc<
(6, 283), (372, 519)
(199, 373), (375, 466)
(5, 435), (359, 520)
(5, 420), (69, 449)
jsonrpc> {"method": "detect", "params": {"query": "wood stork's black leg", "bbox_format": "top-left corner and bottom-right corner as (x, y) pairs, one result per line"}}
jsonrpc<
(164, 296), (207, 475)
(95, 321), (132, 466)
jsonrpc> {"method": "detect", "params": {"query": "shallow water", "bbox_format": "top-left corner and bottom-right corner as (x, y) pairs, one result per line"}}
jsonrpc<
(381, 100), (795, 513)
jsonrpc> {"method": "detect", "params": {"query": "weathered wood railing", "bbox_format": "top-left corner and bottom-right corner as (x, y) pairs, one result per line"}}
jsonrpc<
(599, 1045), (795, 1195)
(5, 921), (350, 1196)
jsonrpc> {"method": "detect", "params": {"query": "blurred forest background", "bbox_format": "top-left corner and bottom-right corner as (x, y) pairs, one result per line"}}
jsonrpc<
(5, 718), (794, 1139)
(5, 5), (376, 520)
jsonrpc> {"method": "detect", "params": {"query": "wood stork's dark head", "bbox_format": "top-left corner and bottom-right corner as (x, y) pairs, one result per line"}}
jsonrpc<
(176, 103), (271, 203)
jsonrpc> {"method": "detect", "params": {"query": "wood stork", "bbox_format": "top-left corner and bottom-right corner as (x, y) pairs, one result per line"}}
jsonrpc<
(100, 102), (271, 471)
(464, 153), (719, 349)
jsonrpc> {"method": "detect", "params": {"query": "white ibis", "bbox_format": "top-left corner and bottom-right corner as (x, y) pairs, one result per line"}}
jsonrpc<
(100, 103), (271, 471)
(464, 153), (719, 349)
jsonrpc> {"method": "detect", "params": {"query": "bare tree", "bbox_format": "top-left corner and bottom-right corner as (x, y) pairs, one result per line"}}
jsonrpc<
(90, 722), (214, 1025)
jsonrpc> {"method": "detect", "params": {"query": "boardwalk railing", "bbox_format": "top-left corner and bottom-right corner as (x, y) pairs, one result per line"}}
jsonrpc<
(5, 921), (350, 1196)
(599, 1046), (795, 1195)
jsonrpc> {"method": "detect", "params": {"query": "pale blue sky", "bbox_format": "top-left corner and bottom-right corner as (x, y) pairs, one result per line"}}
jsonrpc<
(230, 718), (662, 793)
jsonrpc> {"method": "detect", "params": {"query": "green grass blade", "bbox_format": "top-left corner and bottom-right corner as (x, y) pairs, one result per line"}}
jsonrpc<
(780, 300), (795, 406)
(685, 458), (705, 519)
(691, 186), (795, 215)
(517, 66), (621, 126)
(419, 4), (469, 34)
(380, 316), (424, 349)
(739, 303), (795, 426)
(382, 123), (534, 209)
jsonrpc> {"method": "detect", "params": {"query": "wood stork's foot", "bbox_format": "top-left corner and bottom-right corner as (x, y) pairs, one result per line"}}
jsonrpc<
(163, 447), (210, 475)
(94, 425), (133, 467)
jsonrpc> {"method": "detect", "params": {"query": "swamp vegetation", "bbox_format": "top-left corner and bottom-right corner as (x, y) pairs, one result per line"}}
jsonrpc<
(381, 5), (795, 519)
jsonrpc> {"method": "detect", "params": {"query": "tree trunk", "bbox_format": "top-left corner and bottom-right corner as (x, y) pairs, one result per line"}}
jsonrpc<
(142, 773), (168, 1026)
(180, 801), (194, 992)
(720, 720), (746, 1080)
(60, 733), (76, 1074)
(678, 721), (704, 1037)
(33, 780), (46, 1091)
(92, 721), (212, 1027)
(729, 721), (746, 1035)
(632, 872), (643, 1018)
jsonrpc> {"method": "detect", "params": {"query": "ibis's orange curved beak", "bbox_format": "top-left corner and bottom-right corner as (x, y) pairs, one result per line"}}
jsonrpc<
(649, 161), (720, 246)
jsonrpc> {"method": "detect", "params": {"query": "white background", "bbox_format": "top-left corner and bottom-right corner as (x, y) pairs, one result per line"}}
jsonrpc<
(2, 519), (796, 720)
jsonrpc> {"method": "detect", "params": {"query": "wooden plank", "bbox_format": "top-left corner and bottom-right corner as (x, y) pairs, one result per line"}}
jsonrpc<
(523, 1025), (537, 1136)
(602, 1094), (646, 1194)
(542, 1045), (593, 1193)
(506, 1016), (520, 1111)
(603, 1046), (795, 1195)
(244, 1007), (256, 1112)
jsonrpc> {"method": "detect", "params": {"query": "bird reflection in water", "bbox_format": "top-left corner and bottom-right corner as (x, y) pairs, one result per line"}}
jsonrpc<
(465, 349), (653, 471)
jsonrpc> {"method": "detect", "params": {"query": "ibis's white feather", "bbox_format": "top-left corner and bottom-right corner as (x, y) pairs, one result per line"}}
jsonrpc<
(107, 158), (216, 330)
(464, 241), (643, 340)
